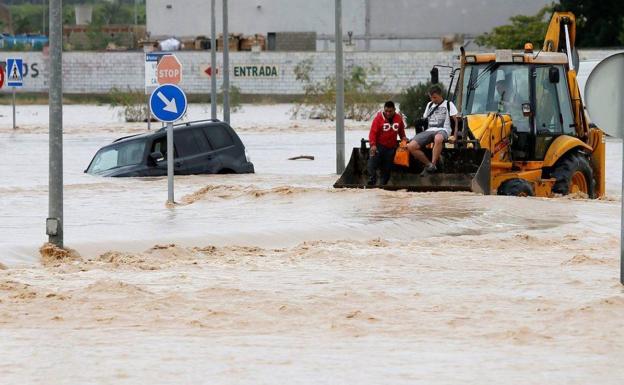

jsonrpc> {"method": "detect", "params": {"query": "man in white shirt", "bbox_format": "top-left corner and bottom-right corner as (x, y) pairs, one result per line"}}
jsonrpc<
(406, 85), (458, 175)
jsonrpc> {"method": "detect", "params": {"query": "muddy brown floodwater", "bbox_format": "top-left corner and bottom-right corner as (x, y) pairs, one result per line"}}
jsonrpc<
(0, 105), (623, 384)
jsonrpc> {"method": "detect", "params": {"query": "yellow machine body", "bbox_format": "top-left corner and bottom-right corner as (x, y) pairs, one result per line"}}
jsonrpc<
(335, 12), (606, 198)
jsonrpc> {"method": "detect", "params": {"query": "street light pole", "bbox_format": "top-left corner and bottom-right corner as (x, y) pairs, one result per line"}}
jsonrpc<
(47, 0), (63, 247)
(211, 0), (217, 120)
(222, 0), (230, 124)
(335, 0), (345, 174)
(42, 0), (46, 35)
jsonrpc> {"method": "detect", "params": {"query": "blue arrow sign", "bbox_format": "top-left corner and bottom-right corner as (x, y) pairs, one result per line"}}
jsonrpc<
(150, 84), (187, 123)
(6, 58), (23, 87)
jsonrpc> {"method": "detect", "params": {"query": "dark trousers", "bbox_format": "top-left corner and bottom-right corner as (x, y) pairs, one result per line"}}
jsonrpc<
(367, 144), (395, 184)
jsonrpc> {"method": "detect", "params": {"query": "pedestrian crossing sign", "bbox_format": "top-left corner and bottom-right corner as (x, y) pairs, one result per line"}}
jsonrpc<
(6, 58), (24, 87)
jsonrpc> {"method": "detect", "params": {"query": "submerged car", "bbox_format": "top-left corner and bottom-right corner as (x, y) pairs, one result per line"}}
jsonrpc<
(86, 120), (254, 177)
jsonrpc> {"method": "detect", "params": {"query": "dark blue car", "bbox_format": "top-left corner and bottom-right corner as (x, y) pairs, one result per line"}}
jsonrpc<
(86, 120), (254, 177)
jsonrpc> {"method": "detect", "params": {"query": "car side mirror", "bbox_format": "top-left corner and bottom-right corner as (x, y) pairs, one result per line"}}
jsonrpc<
(522, 103), (533, 117)
(149, 151), (164, 165)
(430, 67), (439, 84)
(548, 67), (559, 84)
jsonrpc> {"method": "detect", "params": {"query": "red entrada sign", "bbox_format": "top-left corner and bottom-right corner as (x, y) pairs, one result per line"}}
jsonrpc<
(157, 55), (182, 85)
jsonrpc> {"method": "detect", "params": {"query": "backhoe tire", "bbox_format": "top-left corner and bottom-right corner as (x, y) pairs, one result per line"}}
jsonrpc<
(498, 178), (534, 197)
(550, 152), (595, 198)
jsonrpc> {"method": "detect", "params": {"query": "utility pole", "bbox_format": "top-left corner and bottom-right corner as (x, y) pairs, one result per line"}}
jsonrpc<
(335, 0), (345, 174)
(364, 0), (371, 51)
(222, 0), (230, 124)
(47, 0), (63, 247)
(211, 0), (217, 120)
(42, 0), (46, 35)
(134, 0), (138, 26)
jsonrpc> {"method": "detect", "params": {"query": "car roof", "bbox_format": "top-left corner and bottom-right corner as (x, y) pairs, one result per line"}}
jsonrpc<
(110, 119), (228, 145)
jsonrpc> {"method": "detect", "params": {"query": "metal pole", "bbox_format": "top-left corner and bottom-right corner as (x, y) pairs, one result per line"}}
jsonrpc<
(621, 139), (624, 284)
(42, 0), (46, 35)
(222, 0), (230, 124)
(147, 98), (151, 130)
(210, 0), (217, 120)
(364, 0), (371, 51)
(12, 87), (16, 130)
(335, 0), (345, 174)
(167, 122), (174, 204)
(48, 0), (63, 247)
(134, 0), (138, 25)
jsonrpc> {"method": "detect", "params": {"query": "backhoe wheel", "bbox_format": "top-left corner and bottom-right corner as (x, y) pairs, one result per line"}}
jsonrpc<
(498, 178), (534, 197)
(550, 152), (595, 198)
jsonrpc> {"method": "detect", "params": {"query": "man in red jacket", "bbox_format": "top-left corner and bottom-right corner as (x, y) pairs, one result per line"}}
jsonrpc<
(367, 101), (407, 186)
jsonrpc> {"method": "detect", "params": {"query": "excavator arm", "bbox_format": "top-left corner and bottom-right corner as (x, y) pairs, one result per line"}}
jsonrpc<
(543, 12), (588, 139)
(543, 12), (576, 55)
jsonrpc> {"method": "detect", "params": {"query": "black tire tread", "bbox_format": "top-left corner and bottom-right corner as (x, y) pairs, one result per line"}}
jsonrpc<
(550, 152), (595, 198)
(498, 178), (534, 197)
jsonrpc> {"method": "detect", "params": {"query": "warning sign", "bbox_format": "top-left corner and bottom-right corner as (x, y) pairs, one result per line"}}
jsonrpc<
(6, 58), (24, 87)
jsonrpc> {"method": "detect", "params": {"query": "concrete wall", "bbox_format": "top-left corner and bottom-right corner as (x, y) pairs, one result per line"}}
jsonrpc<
(146, 0), (552, 51)
(1, 50), (621, 95)
(147, 0), (365, 39)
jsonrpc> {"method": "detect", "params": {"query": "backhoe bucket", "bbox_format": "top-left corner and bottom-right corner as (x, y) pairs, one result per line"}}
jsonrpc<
(334, 141), (491, 194)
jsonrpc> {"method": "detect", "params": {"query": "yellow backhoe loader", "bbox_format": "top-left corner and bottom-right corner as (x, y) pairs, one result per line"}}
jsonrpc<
(335, 12), (606, 198)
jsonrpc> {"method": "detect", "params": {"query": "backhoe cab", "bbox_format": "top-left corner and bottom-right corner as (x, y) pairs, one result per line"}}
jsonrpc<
(334, 12), (606, 198)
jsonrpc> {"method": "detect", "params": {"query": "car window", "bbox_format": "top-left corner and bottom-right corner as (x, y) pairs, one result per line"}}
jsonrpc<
(175, 129), (202, 156)
(89, 140), (145, 173)
(151, 136), (178, 158)
(204, 125), (234, 149)
(535, 66), (562, 135)
(555, 65), (575, 135)
(463, 63), (530, 133)
(192, 128), (213, 152)
(152, 136), (166, 155)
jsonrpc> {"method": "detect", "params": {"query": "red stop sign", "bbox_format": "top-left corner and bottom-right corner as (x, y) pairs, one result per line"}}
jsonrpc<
(157, 55), (182, 85)
(0, 65), (4, 89)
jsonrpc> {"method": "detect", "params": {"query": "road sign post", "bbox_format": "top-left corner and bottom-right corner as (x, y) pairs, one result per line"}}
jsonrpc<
(7, 58), (24, 130)
(149, 83), (188, 205)
(167, 121), (174, 203)
(12, 87), (16, 130)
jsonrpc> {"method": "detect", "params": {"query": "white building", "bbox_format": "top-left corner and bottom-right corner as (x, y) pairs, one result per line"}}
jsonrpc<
(147, 0), (552, 51)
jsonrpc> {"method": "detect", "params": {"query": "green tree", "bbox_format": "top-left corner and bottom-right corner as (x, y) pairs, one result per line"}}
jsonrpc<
(9, 3), (39, 34)
(555, 0), (624, 47)
(92, 0), (132, 25)
(475, 6), (553, 49)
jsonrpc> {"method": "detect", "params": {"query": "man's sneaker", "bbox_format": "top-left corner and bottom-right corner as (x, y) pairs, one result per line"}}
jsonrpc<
(420, 163), (437, 176)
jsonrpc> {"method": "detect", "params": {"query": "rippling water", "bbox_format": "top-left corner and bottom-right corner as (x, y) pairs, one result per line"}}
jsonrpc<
(0, 125), (622, 266)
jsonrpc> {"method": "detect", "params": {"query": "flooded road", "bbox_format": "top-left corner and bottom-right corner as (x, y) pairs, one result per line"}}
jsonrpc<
(1, 105), (623, 384)
(2, 128), (621, 267)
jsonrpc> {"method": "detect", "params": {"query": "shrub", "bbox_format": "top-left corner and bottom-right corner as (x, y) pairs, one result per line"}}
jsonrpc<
(291, 59), (389, 121)
(109, 87), (149, 123)
(221, 84), (242, 113)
